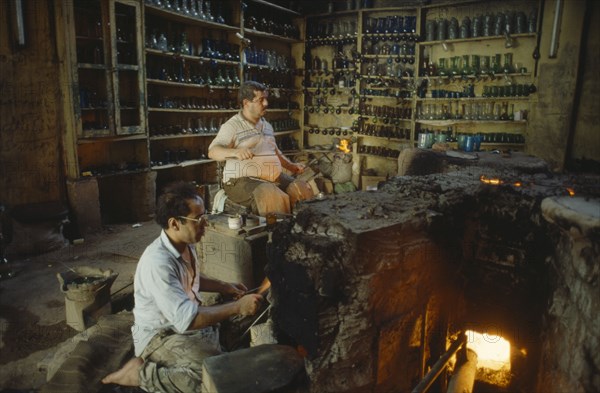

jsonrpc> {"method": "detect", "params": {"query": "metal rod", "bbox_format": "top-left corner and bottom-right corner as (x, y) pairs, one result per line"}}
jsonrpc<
(549, 0), (563, 58)
(411, 332), (466, 393)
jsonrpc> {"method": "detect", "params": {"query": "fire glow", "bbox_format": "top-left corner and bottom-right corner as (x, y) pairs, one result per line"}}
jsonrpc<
(465, 330), (511, 371)
(480, 175), (503, 185)
(338, 139), (351, 153)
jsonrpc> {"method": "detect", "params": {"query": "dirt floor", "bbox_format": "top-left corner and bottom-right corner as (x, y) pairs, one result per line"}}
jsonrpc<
(0, 220), (161, 392)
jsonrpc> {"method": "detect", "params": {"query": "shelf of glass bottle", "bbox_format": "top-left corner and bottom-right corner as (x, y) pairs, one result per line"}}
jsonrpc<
(419, 32), (536, 47)
(151, 158), (216, 171)
(359, 114), (411, 122)
(437, 142), (525, 150)
(247, 0), (301, 15)
(361, 32), (419, 42)
(148, 107), (238, 114)
(146, 78), (240, 89)
(144, 4), (238, 31)
(425, 72), (532, 81)
(150, 132), (217, 141)
(266, 108), (300, 113)
(416, 119), (527, 126)
(244, 28), (302, 44)
(244, 63), (295, 74)
(356, 134), (412, 142)
(77, 134), (147, 144)
(145, 48), (240, 66)
(359, 75), (413, 82)
(417, 96), (530, 102)
(361, 94), (412, 101)
(303, 87), (357, 93)
(304, 107), (357, 115)
(361, 54), (415, 61)
(305, 35), (358, 47)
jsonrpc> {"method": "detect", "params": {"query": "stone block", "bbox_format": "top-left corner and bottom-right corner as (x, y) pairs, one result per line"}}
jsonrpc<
(201, 344), (304, 393)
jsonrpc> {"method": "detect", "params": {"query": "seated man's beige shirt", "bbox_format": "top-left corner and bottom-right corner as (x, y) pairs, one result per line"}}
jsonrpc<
(209, 112), (281, 183)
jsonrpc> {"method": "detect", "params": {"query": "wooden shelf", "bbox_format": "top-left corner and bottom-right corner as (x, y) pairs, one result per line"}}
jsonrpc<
(356, 134), (412, 142)
(145, 5), (238, 31)
(78, 134), (147, 144)
(243, 29), (302, 44)
(151, 158), (215, 170)
(84, 168), (151, 179)
(247, 0), (301, 16)
(425, 72), (533, 80)
(419, 32), (536, 47)
(145, 48), (240, 65)
(416, 119), (527, 126)
(148, 107), (238, 114)
(150, 133), (217, 141)
(416, 96), (531, 101)
(146, 78), (240, 90)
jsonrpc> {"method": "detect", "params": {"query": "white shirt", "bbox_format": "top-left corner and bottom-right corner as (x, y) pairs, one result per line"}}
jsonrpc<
(131, 230), (200, 356)
(208, 112), (282, 183)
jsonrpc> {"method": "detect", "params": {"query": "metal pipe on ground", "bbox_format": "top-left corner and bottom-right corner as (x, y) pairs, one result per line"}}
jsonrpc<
(411, 332), (467, 393)
(447, 348), (478, 393)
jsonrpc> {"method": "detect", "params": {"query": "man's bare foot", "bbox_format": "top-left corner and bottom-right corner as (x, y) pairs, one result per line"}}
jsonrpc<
(102, 357), (143, 386)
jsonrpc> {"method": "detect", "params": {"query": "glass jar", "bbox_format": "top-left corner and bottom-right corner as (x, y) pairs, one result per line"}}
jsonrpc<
(448, 17), (459, 40)
(494, 12), (505, 36)
(437, 18), (448, 41)
(426, 19), (437, 42)
(483, 14), (493, 37)
(472, 15), (482, 38)
(460, 16), (471, 39)
(479, 55), (490, 77)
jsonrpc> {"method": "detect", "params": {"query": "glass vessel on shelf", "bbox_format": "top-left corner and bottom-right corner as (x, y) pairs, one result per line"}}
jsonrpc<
(503, 52), (514, 74)
(438, 58), (447, 77)
(470, 55), (480, 77)
(460, 55), (471, 78)
(450, 56), (460, 78)
(479, 55), (490, 77)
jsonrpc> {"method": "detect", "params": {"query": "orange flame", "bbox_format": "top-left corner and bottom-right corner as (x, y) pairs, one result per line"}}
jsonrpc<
(338, 139), (351, 153)
(480, 175), (503, 185)
(566, 187), (575, 197)
(257, 277), (271, 295)
(513, 181), (522, 187)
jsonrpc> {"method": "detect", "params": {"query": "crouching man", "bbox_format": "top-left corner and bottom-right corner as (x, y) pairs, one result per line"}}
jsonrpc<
(102, 181), (262, 392)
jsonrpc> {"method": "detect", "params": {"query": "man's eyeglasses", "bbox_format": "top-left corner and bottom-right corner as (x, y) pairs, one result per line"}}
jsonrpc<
(251, 95), (268, 103)
(178, 215), (209, 224)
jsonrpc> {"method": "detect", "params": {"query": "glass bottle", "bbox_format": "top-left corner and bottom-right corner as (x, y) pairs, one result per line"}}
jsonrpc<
(180, 32), (190, 55)
(503, 53), (514, 74)
(479, 55), (490, 77)
(438, 58), (447, 77)
(491, 54), (502, 74)
(461, 55), (471, 77)
(450, 56), (460, 78)
(471, 55), (480, 77)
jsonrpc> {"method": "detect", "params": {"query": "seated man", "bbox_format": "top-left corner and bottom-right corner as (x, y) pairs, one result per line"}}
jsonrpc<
(102, 181), (262, 392)
(208, 81), (313, 216)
